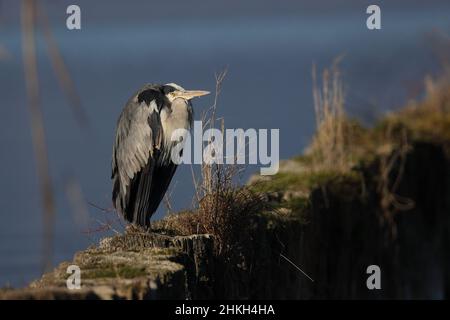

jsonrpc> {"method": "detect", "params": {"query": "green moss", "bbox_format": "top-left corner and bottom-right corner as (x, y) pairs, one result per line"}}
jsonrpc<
(117, 266), (147, 278)
(284, 197), (310, 212)
(151, 247), (180, 256)
(82, 265), (147, 279)
(291, 154), (315, 166)
(82, 268), (116, 279)
(371, 105), (450, 146)
(251, 170), (359, 194)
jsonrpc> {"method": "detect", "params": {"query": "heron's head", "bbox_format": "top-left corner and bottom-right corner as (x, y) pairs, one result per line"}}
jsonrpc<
(163, 83), (210, 103)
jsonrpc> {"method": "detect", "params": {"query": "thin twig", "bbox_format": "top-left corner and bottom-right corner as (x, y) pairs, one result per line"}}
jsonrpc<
(36, 2), (89, 129)
(21, 0), (55, 273)
(280, 253), (314, 282)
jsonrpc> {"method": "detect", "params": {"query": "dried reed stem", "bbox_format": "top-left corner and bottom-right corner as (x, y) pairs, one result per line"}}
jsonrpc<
(310, 57), (349, 172)
(21, 0), (55, 273)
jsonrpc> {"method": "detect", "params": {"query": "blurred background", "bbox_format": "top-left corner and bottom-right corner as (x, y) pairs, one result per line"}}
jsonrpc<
(0, 0), (449, 287)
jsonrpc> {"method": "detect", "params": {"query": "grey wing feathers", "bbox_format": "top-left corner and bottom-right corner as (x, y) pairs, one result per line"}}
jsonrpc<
(127, 153), (177, 226)
(112, 85), (180, 227)
(112, 92), (165, 226)
(113, 99), (156, 192)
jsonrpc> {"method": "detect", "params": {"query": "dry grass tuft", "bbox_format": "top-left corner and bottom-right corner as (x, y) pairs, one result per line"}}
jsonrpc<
(422, 68), (450, 113)
(162, 186), (268, 257)
(196, 185), (268, 257)
(307, 57), (356, 173)
(377, 66), (450, 146)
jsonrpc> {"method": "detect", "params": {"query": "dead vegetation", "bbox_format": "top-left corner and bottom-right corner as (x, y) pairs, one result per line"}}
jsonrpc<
(377, 67), (450, 147)
(20, 0), (87, 273)
(255, 57), (450, 237)
(21, 0), (55, 273)
(306, 57), (450, 172)
(307, 57), (355, 173)
(375, 126), (414, 237)
(153, 71), (270, 257)
(373, 67), (450, 235)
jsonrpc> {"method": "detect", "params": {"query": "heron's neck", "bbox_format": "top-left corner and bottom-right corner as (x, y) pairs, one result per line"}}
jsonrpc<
(161, 99), (191, 142)
(168, 99), (191, 128)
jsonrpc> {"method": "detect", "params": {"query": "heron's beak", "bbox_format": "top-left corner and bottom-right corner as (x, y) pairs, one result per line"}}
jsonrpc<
(174, 90), (210, 100)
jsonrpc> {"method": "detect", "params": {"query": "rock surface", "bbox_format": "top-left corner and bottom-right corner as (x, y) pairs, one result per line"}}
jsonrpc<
(0, 233), (214, 300)
(1, 142), (449, 299)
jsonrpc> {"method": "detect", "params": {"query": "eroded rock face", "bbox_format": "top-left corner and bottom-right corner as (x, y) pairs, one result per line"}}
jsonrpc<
(0, 233), (214, 300)
(1, 142), (449, 300)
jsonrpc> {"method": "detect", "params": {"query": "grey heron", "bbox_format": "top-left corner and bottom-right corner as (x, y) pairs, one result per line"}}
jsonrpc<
(111, 83), (209, 227)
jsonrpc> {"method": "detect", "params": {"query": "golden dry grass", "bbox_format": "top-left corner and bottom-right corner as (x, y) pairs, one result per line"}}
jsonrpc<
(307, 58), (362, 173)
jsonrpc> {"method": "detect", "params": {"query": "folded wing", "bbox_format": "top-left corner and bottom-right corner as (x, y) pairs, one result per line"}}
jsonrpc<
(112, 85), (177, 227)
